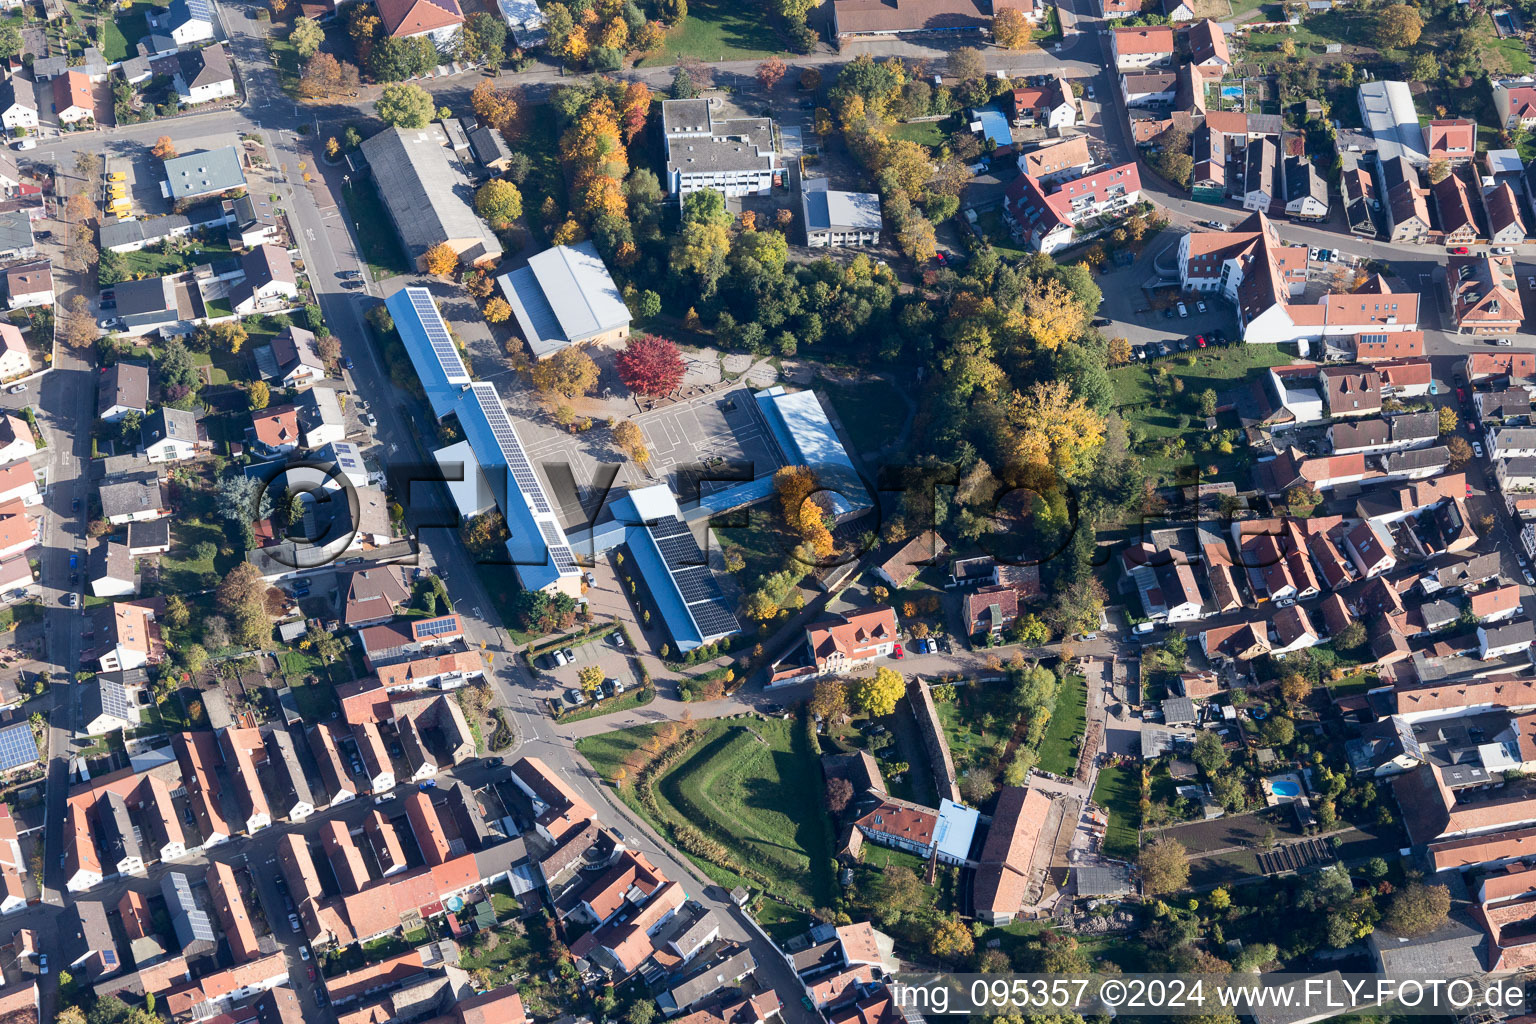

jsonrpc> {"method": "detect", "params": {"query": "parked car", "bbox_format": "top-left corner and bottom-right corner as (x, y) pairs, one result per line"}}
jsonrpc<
(1450, 245), (1470, 254)
(299, 947), (311, 962)
(761, 702), (785, 715)
(36, 955), (46, 975)
(341, 357), (354, 370)
(68, 554), (77, 569)
(11, 139), (33, 151)
(1498, 338), (1514, 346)
(1473, 441), (1485, 458)
(565, 688), (585, 705)
(1525, 569), (1534, 586)
(1196, 335), (1207, 348)
(1163, 307), (1175, 319)
(6, 384), (23, 395)
(609, 632), (626, 648)
(1497, 247), (1515, 255)
(1195, 300), (1207, 314)
(562, 647), (576, 662)
(1176, 301), (1189, 317)
(891, 643), (904, 659)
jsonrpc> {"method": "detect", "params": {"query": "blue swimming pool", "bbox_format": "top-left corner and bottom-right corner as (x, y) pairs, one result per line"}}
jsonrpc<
(1270, 780), (1301, 798)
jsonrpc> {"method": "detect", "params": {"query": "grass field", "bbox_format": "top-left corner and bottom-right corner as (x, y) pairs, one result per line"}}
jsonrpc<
(1109, 344), (1294, 486)
(889, 120), (946, 152)
(576, 718), (837, 917)
(638, 0), (789, 64)
(1036, 673), (1087, 776)
(342, 180), (411, 281)
(122, 237), (235, 280)
(1091, 762), (1140, 861)
(819, 377), (906, 456)
(158, 520), (226, 594)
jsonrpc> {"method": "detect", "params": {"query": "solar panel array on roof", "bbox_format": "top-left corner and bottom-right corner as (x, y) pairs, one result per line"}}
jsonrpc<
(647, 517), (739, 639)
(409, 289), (470, 384)
(416, 616), (460, 638)
(98, 677), (134, 721)
(0, 723), (36, 771)
(470, 383), (552, 515)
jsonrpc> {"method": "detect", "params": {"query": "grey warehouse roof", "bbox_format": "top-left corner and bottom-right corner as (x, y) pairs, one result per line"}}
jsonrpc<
(496, 241), (630, 359)
(358, 125), (503, 265)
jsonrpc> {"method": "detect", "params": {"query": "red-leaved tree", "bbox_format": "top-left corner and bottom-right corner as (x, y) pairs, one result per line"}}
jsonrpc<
(615, 334), (686, 397)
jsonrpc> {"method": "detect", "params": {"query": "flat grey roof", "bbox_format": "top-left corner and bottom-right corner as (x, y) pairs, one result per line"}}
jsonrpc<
(162, 146), (246, 201)
(801, 178), (881, 233)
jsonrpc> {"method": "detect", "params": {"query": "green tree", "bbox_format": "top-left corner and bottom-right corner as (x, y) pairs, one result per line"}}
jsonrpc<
(289, 16), (324, 57)
(1192, 730), (1228, 776)
(376, 82), (436, 127)
(474, 178), (524, 228)
(248, 380), (270, 411)
(0, 25), (21, 60)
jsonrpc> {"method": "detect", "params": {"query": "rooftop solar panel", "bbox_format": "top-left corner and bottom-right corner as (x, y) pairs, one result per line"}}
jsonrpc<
(549, 544), (578, 573)
(416, 616), (460, 638)
(470, 383), (554, 516)
(644, 516), (740, 642)
(99, 678), (133, 720)
(0, 723), (37, 771)
(405, 288), (470, 383)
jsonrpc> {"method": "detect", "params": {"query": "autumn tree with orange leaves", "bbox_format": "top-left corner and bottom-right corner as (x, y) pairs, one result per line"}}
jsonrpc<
(619, 80), (652, 142)
(559, 93), (629, 222)
(471, 80), (519, 135)
(422, 243), (458, 276)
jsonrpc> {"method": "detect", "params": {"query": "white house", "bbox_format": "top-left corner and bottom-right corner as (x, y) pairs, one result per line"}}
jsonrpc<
(0, 414), (36, 463)
(88, 541), (135, 598)
(1480, 620), (1535, 659)
(0, 78), (36, 132)
(97, 602), (159, 673)
(147, 0), (216, 48)
(1344, 521), (1397, 578)
(0, 460), (38, 508)
(52, 72), (93, 125)
(270, 325), (325, 388)
(296, 386), (345, 449)
(140, 407), (203, 463)
(5, 261), (52, 311)
(1498, 457), (1536, 491)
(1111, 25), (1175, 70)
(1490, 427), (1536, 460)
(230, 245), (298, 316)
(172, 45), (235, 105)
(0, 324), (28, 381)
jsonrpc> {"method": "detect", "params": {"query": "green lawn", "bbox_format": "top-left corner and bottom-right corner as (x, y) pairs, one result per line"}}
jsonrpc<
(1036, 673), (1087, 776)
(204, 297), (232, 320)
(111, 1), (161, 61)
(158, 520), (226, 594)
(267, 31), (303, 94)
(576, 718), (837, 913)
(122, 237), (235, 280)
(889, 120), (946, 152)
(935, 698), (1007, 769)
(818, 377), (906, 456)
(342, 180), (411, 282)
(1091, 763), (1140, 861)
(638, 0), (791, 64)
(458, 923), (534, 990)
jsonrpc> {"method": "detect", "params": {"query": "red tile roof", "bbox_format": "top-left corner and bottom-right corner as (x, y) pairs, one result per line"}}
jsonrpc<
(375, 0), (463, 36)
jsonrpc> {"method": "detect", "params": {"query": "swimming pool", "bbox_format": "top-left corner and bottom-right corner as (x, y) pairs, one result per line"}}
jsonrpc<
(1270, 780), (1301, 798)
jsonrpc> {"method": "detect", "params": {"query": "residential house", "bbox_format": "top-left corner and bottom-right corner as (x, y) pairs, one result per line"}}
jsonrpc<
(88, 541), (135, 598)
(140, 406), (205, 463)
(1496, 81), (1536, 130)
(1481, 620), (1536, 659)
(1471, 584), (1522, 623)
(1242, 137), (1278, 212)
(1434, 171), (1479, 246)
(1466, 351), (1536, 381)
(965, 585), (1019, 637)
(1003, 162), (1142, 254)
(0, 500), (34, 562)
(973, 787), (1051, 925)
(230, 244), (297, 316)
(1188, 18), (1229, 67)
(376, 0), (463, 43)
(250, 406), (300, 455)
(77, 671), (144, 737)
(0, 78), (36, 132)
(1284, 155), (1328, 220)
(295, 385), (344, 447)
(1425, 119), (1477, 163)
(853, 797), (936, 856)
(99, 473), (168, 525)
(65, 902), (118, 980)
(1377, 155), (1430, 242)
(0, 460), (38, 508)
(1200, 621), (1271, 661)
(146, 0), (215, 45)
(3, 262), (51, 311)
(1017, 135), (1091, 184)
(1120, 71), (1176, 106)
(52, 71), (93, 124)
(1354, 331), (1423, 362)
(173, 44), (235, 104)
(1319, 366), (1382, 417)
(872, 531), (947, 589)
(94, 601), (162, 673)
(1486, 182), (1528, 245)
(1447, 255), (1523, 334)
(1342, 153), (1379, 237)
(804, 608), (899, 677)
(0, 324), (27, 381)
(0, 415), (32, 465)
(1008, 76), (1075, 128)
(1110, 25), (1174, 69)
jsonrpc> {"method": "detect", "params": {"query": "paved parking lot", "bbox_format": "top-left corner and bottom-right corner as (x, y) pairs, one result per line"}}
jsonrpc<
(108, 129), (246, 219)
